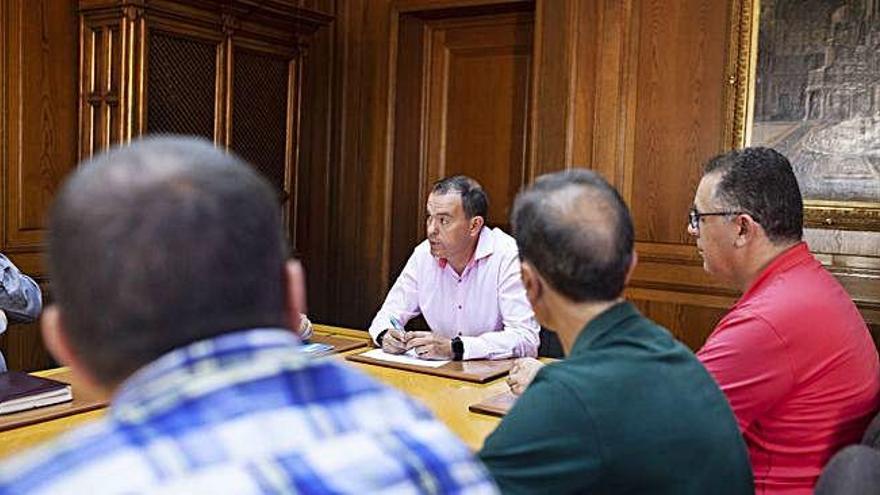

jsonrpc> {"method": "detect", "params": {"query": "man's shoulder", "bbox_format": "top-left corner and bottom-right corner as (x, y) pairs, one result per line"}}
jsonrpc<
(487, 228), (518, 253)
(527, 362), (595, 411)
(726, 257), (861, 335)
(0, 360), (493, 494)
(744, 251), (847, 313)
(409, 239), (434, 262)
(0, 419), (127, 494)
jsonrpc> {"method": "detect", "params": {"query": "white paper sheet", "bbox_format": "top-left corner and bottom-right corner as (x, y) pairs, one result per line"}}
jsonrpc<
(359, 348), (450, 368)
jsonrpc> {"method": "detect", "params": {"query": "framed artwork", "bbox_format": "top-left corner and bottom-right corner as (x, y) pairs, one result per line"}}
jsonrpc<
(729, 0), (880, 231)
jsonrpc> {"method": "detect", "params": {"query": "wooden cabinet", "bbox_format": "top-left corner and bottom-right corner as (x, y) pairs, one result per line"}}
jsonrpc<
(77, 0), (331, 248)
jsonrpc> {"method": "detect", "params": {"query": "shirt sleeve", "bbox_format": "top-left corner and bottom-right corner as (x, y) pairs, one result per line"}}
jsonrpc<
(697, 309), (794, 432)
(0, 254), (42, 325)
(368, 249), (422, 344)
(460, 251), (540, 360)
(479, 374), (602, 494)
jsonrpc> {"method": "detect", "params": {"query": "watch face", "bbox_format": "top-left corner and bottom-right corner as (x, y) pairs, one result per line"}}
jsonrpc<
(452, 337), (464, 360)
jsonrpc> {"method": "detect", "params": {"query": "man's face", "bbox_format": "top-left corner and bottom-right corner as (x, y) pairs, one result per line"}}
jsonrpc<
(425, 192), (477, 260)
(688, 173), (740, 284)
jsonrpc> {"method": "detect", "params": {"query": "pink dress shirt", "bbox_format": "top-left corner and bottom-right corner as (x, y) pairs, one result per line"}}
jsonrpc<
(368, 227), (540, 360)
(698, 242), (880, 495)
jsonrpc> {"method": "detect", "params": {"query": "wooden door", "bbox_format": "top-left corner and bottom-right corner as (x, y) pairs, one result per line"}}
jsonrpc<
(390, 4), (534, 280)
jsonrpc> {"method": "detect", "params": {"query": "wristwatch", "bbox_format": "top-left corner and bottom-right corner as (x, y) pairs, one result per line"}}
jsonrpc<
(376, 329), (388, 347)
(451, 336), (464, 361)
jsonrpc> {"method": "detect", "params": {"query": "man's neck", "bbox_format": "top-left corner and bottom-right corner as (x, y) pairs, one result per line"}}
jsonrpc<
(448, 238), (480, 275)
(734, 240), (800, 292)
(549, 297), (622, 354)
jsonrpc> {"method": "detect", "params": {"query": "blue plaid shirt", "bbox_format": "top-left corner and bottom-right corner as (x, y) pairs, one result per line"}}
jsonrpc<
(0, 329), (497, 494)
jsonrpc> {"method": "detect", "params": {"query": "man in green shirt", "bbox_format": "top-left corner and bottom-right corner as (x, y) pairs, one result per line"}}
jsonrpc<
(478, 169), (752, 494)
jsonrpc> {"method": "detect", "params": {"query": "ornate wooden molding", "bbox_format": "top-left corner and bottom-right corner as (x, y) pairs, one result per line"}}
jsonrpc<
(122, 5), (144, 21)
(803, 201), (880, 232)
(723, 0), (755, 150)
(221, 12), (239, 36)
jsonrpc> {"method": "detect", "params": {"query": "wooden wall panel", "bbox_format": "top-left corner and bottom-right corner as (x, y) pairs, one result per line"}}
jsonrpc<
(631, 299), (726, 352)
(629, 0), (731, 245)
(310, 0), (394, 328)
(387, 13), (427, 283)
(4, 0), (78, 250)
(424, 12), (532, 231)
(296, 0), (336, 321)
(0, 0), (79, 371)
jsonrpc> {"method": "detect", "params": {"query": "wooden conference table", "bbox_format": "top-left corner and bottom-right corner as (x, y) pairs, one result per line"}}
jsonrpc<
(0, 325), (510, 459)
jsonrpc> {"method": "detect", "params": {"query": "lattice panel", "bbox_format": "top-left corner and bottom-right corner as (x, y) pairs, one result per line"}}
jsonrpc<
(231, 48), (291, 193)
(147, 32), (217, 140)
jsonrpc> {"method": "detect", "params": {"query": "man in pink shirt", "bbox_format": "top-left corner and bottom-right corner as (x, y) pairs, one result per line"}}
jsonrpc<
(691, 147), (880, 494)
(368, 176), (540, 361)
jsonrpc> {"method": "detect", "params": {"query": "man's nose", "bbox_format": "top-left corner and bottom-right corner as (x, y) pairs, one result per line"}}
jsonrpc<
(687, 223), (699, 238)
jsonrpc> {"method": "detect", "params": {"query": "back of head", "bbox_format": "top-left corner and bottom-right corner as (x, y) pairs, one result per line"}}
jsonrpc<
(48, 136), (287, 386)
(704, 147), (803, 244)
(431, 175), (489, 220)
(511, 169), (634, 302)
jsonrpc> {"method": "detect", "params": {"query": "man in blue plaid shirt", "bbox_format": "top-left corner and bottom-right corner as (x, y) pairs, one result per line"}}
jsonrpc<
(0, 137), (496, 494)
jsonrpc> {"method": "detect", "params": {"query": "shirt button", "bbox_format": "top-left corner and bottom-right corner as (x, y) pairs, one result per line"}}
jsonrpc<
(458, 305), (462, 309)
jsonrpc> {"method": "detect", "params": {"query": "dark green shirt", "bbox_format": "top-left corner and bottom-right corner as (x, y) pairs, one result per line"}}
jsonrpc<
(479, 302), (752, 494)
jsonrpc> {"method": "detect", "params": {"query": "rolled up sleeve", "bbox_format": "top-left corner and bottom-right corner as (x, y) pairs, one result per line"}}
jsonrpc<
(0, 254), (42, 325)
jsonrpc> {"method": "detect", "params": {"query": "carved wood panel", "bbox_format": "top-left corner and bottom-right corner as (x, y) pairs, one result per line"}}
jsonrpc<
(0, 0), (78, 371)
(4, 0), (78, 251)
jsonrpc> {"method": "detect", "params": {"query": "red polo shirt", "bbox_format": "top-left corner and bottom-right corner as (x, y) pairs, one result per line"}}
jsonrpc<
(698, 242), (880, 495)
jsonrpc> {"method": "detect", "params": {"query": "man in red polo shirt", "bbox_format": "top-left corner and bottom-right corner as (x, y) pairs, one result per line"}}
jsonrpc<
(691, 147), (880, 495)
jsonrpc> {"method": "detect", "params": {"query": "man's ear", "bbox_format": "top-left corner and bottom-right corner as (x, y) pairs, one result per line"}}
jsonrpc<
(41, 306), (108, 397)
(624, 251), (638, 286)
(520, 261), (543, 305)
(469, 215), (485, 235)
(283, 260), (306, 331)
(733, 214), (760, 248)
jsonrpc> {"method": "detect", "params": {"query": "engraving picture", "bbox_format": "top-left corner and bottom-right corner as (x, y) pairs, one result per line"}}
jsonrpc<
(751, 0), (880, 202)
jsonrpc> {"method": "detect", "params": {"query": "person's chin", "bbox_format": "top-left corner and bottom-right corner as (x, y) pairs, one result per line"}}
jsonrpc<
(702, 258), (721, 277)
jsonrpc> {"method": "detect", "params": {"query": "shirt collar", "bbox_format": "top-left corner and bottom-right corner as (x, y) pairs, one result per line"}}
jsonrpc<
(111, 328), (303, 421)
(739, 241), (810, 300)
(437, 226), (495, 268)
(569, 301), (641, 357)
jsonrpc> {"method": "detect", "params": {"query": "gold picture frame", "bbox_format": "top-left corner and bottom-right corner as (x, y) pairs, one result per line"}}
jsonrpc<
(728, 0), (880, 232)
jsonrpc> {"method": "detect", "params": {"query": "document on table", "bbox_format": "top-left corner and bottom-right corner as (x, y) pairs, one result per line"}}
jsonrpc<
(358, 348), (450, 368)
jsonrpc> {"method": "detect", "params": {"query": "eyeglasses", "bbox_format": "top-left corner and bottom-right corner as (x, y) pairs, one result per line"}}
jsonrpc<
(687, 207), (748, 232)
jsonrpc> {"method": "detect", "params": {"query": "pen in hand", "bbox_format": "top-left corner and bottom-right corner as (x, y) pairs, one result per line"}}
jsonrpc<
(382, 316), (409, 354)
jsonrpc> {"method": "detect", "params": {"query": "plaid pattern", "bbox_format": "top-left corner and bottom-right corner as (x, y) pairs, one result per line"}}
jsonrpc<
(0, 329), (496, 494)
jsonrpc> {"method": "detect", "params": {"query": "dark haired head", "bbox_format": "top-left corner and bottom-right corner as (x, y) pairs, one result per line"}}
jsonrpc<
(511, 169), (634, 302)
(703, 147), (803, 244)
(431, 175), (488, 221)
(48, 136), (288, 385)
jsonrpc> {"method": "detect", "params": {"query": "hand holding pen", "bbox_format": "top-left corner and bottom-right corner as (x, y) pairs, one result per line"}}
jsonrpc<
(381, 315), (409, 355)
